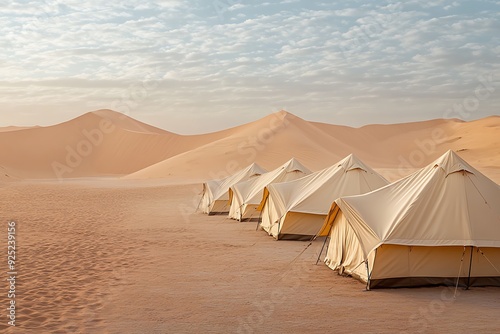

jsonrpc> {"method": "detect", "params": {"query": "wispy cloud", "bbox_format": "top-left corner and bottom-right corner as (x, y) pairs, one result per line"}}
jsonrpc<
(0, 0), (498, 133)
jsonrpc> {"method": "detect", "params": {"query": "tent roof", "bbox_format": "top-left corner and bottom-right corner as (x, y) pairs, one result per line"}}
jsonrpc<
(203, 163), (267, 202)
(266, 154), (388, 215)
(231, 158), (311, 206)
(330, 150), (500, 255)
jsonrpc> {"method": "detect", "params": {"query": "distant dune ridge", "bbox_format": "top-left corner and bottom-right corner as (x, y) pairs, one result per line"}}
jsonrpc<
(0, 109), (498, 182)
(0, 126), (41, 132)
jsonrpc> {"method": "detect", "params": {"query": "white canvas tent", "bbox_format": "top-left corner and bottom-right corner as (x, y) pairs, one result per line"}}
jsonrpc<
(200, 163), (267, 214)
(319, 150), (500, 289)
(228, 158), (311, 221)
(260, 154), (388, 240)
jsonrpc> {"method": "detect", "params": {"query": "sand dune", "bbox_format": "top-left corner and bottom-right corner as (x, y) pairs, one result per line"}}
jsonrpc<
(0, 110), (498, 182)
(0, 110), (226, 179)
(0, 126), (41, 133)
(310, 118), (456, 165)
(0, 165), (19, 182)
(126, 111), (352, 180)
(127, 112), (500, 182)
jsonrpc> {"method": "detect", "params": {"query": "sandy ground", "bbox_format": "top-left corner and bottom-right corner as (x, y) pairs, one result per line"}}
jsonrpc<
(1, 180), (499, 334)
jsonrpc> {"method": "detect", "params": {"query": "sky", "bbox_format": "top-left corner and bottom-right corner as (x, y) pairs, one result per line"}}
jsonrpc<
(0, 0), (498, 134)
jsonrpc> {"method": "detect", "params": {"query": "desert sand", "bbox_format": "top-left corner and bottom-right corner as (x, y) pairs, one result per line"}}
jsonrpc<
(0, 110), (499, 333)
(1, 110), (499, 182)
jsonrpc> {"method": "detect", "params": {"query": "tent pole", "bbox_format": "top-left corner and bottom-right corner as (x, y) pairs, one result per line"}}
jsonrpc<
(277, 220), (281, 241)
(238, 203), (244, 222)
(365, 260), (371, 291)
(466, 246), (474, 290)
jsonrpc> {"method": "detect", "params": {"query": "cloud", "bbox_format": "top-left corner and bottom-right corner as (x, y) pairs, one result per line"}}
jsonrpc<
(0, 0), (498, 133)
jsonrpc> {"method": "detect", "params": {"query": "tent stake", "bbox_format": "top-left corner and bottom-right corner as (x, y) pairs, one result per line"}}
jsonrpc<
(466, 246), (474, 290)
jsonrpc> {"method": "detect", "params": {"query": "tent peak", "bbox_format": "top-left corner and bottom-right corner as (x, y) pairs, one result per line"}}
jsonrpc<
(433, 150), (475, 177)
(278, 157), (310, 173)
(337, 153), (369, 173)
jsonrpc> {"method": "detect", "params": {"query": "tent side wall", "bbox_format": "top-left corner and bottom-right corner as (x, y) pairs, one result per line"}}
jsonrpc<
(239, 204), (260, 221)
(208, 199), (230, 215)
(260, 195), (282, 234)
(240, 171), (308, 221)
(277, 212), (327, 240)
(228, 188), (243, 220)
(203, 163), (267, 215)
(229, 187), (260, 221)
(325, 211), (374, 283)
(201, 183), (217, 214)
(369, 245), (500, 289)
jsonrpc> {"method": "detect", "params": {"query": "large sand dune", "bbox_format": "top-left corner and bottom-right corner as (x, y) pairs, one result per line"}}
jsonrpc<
(126, 112), (500, 182)
(0, 110), (227, 179)
(126, 111), (353, 180)
(0, 110), (498, 182)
